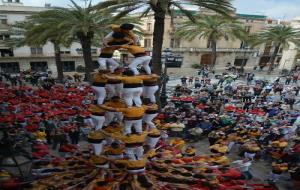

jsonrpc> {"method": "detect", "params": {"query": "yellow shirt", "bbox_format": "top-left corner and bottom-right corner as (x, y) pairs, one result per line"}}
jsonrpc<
(170, 139), (185, 150)
(209, 144), (228, 153)
(142, 76), (159, 86)
(105, 147), (124, 155)
(185, 147), (196, 155)
(210, 155), (230, 165)
(144, 104), (158, 114)
(104, 100), (126, 109)
(111, 24), (137, 44)
(110, 133), (147, 144)
(107, 73), (122, 84)
(116, 76), (143, 84)
(120, 45), (146, 56)
(116, 106), (145, 119)
(92, 72), (107, 84)
(88, 104), (105, 115)
(88, 131), (105, 140)
(116, 158), (147, 170)
(102, 124), (123, 135)
(33, 131), (46, 140)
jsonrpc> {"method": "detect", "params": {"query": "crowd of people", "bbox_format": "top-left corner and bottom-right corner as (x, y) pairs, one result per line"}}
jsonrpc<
(0, 23), (299, 190)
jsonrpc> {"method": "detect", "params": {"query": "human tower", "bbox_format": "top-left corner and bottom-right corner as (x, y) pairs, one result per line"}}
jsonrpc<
(87, 23), (161, 177)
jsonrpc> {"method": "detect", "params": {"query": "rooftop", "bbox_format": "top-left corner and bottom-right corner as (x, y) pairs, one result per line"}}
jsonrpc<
(0, 4), (48, 13)
(236, 13), (267, 20)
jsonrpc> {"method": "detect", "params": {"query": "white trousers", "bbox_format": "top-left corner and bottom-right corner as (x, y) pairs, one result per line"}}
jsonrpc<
(129, 56), (152, 75)
(91, 86), (106, 105)
(91, 115), (105, 130)
(146, 136), (160, 148)
(124, 119), (142, 135)
(84, 117), (94, 126)
(127, 168), (145, 174)
(143, 113), (158, 129)
(97, 57), (119, 73)
(143, 85), (159, 103)
(108, 154), (124, 160)
(244, 152), (256, 160)
(123, 87), (143, 107)
(92, 142), (104, 155)
(104, 111), (123, 125)
(125, 146), (144, 160)
(106, 83), (123, 98)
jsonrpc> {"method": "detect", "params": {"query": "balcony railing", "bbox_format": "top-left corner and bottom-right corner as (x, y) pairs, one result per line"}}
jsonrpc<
(144, 47), (258, 53)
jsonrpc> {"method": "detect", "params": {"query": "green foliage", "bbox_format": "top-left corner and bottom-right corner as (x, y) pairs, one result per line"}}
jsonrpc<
(94, 0), (234, 20)
(251, 25), (300, 49)
(175, 15), (248, 43)
(191, 64), (202, 69)
(76, 65), (85, 73)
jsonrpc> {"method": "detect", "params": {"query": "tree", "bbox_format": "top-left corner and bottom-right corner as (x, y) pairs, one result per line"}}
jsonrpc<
(94, 0), (234, 75)
(11, 14), (73, 83)
(38, 0), (141, 81)
(176, 15), (247, 67)
(253, 25), (300, 73)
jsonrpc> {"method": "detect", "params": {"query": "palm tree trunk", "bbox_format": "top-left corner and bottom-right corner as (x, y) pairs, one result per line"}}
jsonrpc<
(78, 32), (94, 82)
(268, 44), (281, 74)
(53, 43), (64, 83)
(211, 40), (217, 68)
(152, 11), (165, 75)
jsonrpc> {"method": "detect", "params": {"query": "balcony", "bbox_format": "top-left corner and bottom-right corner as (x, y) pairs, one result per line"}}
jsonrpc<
(144, 47), (258, 53)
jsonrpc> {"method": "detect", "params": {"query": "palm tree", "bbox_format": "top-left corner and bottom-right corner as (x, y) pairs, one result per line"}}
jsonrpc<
(176, 15), (247, 67)
(253, 25), (300, 73)
(39, 0), (141, 81)
(94, 0), (234, 75)
(11, 15), (72, 83)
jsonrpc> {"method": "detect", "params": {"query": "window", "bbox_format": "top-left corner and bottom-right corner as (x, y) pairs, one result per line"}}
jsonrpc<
(1, 19), (7, 24)
(174, 39), (180, 48)
(0, 49), (13, 57)
(144, 39), (151, 48)
(30, 62), (48, 72)
(30, 47), (43, 55)
(62, 61), (75, 72)
(245, 26), (251, 33)
(146, 23), (152, 31)
(240, 41), (248, 49)
(234, 59), (248, 66)
(60, 51), (71, 55)
(0, 34), (9, 40)
(207, 40), (213, 48)
(0, 62), (20, 73)
(170, 38), (180, 48)
(170, 38), (175, 48)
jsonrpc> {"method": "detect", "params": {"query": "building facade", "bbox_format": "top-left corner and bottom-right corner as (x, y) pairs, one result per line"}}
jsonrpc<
(0, 0), (100, 75)
(280, 17), (300, 71)
(0, 0), (284, 75)
(138, 9), (280, 70)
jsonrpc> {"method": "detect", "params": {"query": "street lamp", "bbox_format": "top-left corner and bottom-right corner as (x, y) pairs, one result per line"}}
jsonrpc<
(160, 48), (172, 107)
(0, 129), (32, 179)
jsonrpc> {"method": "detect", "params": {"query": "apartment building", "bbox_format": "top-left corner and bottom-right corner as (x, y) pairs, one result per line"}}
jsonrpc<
(280, 16), (300, 71)
(0, 0), (100, 74)
(138, 9), (280, 69)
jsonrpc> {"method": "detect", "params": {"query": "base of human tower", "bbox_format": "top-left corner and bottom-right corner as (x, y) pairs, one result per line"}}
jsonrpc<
(17, 69), (276, 190)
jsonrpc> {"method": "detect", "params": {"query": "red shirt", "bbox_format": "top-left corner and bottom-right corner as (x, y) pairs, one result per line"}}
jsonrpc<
(219, 168), (241, 180)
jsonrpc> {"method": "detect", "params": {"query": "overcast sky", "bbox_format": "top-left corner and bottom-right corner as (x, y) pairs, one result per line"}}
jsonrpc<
(8, 0), (300, 20)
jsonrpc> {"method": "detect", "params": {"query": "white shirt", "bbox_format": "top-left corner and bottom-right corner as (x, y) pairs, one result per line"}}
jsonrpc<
(232, 160), (252, 172)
